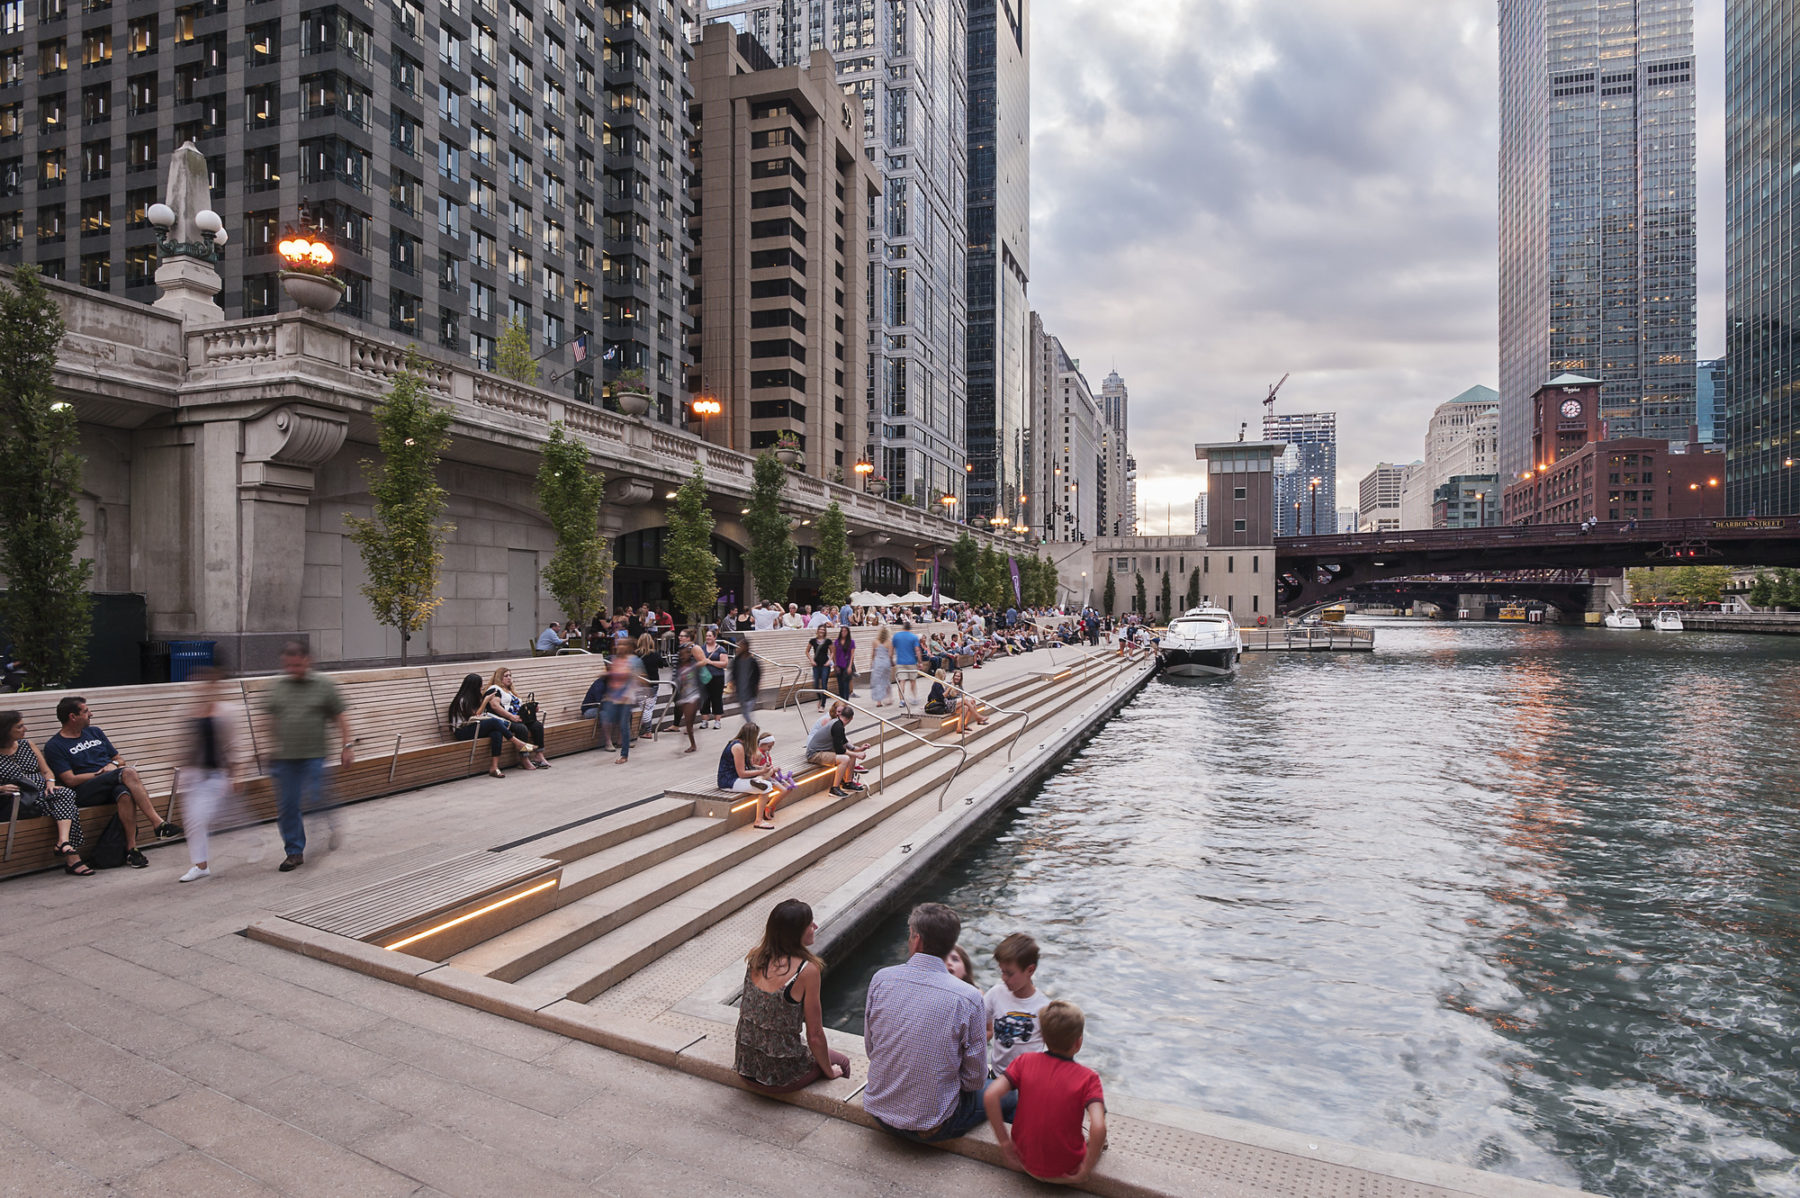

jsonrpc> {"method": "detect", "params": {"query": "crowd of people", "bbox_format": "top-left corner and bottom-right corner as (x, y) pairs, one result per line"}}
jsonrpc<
(736, 899), (1106, 1185)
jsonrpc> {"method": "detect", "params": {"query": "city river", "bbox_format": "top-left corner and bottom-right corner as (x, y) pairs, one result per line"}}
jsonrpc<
(821, 620), (1800, 1197)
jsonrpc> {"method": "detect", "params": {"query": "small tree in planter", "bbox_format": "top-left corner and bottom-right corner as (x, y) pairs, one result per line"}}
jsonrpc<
(344, 349), (455, 662)
(665, 462), (719, 627)
(1134, 572), (1147, 615)
(0, 266), (92, 688)
(495, 318), (539, 385)
(745, 451), (795, 606)
(1160, 571), (1173, 620)
(1103, 570), (1116, 616)
(1187, 567), (1201, 609)
(536, 422), (612, 630)
(612, 367), (652, 416)
(815, 501), (854, 607)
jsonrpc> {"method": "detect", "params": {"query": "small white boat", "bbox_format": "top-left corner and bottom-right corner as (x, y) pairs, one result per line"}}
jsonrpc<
(1159, 606), (1242, 677)
(1603, 608), (1643, 630)
(1652, 610), (1684, 633)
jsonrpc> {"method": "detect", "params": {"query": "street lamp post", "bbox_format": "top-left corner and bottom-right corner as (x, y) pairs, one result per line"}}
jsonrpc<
(690, 396), (721, 443)
(853, 456), (874, 492)
(1309, 476), (1321, 536)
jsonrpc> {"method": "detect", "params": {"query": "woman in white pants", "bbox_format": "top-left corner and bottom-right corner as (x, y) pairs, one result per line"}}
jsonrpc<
(178, 668), (240, 883)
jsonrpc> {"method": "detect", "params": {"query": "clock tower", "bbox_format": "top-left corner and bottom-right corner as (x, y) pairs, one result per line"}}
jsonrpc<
(1528, 374), (1603, 473)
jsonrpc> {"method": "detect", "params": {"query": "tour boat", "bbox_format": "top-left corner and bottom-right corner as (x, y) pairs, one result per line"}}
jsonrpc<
(1158, 606), (1242, 677)
(1498, 604), (1529, 622)
(1603, 608), (1643, 630)
(1652, 609), (1684, 633)
(1320, 605), (1347, 624)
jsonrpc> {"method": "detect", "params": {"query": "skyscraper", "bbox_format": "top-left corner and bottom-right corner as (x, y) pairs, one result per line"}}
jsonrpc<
(966, 0), (1028, 529)
(695, 1), (970, 512)
(1497, 0), (1698, 480)
(1696, 357), (1725, 446)
(1099, 369), (1131, 536)
(1262, 409), (1337, 536)
(0, 0), (694, 416)
(1725, 0), (1798, 515)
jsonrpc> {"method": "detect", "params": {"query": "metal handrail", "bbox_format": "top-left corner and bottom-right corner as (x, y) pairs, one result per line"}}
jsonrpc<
(748, 650), (805, 703)
(935, 674), (1031, 762)
(789, 688), (968, 812)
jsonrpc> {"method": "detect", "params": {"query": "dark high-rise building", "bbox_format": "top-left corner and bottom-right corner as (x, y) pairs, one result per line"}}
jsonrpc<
(1497, 0), (1698, 481)
(0, 0), (693, 417)
(1725, 0), (1799, 515)
(965, 0), (1027, 528)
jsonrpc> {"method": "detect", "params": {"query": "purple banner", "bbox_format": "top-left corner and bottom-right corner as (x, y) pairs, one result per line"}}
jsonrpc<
(1009, 557), (1021, 605)
(931, 551), (941, 613)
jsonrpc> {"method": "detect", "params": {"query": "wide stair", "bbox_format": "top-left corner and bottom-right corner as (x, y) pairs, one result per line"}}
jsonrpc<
(439, 650), (1130, 1006)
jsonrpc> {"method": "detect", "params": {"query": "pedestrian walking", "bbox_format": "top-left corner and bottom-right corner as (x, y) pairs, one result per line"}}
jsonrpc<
(176, 667), (242, 883)
(870, 626), (894, 707)
(263, 640), (353, 872)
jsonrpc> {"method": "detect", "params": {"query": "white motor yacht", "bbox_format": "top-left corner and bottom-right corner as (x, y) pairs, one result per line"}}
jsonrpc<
(1603, 608), (1643, 630)
(1158, 606), (1242, 677)
(1652, 609), (1684, 633)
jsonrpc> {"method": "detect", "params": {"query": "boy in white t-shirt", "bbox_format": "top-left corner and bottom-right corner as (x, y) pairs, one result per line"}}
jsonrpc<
(984, 932), (1050, 1074)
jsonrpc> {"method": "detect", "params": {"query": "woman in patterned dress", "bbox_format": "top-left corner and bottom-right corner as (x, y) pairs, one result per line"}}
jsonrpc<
(0, 710), (90, 875)
(734, 899), (850, 1094)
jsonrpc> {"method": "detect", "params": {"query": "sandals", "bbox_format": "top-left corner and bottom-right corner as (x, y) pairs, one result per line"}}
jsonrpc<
(487, 768), (506, 778)
(753, 822), (776, 830)
(55, 842), (94, 876)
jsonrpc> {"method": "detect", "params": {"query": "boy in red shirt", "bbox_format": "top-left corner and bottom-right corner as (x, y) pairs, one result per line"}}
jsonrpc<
(982, 999), (1107, 1184)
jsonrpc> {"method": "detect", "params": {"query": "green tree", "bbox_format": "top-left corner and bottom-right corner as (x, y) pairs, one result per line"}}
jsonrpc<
(1160, 571), (1173, 620)
(1134, 572), (1147, 615)
(977, 544), (1005, 608)
(344, 350), (455, 662)
(494, 318), (538, 385)
(1683, 566), (1733, 604)
(950, 531), (980, 604)
(0, 266), (91, 688)
(664, 462), (719, 626)
(1775, 568), (1800, 610)
(1102, 569), (1116, 615)
(744, 451), (794, 605)
(1625, 567), (1662, 601)
(815, 501), (853, 607)
(535, 422), (611, 628)
(1748, 571), (1775, 609)
(1043, 556), (1061, 609)
(1187, 567), (1201, 609)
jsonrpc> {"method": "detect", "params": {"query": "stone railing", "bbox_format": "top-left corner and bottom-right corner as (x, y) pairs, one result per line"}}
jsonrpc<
(171, 310), (1017, 553)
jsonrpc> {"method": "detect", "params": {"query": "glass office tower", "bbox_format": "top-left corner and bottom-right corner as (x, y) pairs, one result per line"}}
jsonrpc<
(695, 0), (969, 511)
(1724, 0), (1798, 515)
(1497, 0), (1697, 481)
(1263, 410), (1337, 536)
(965, 0), (1027, 527)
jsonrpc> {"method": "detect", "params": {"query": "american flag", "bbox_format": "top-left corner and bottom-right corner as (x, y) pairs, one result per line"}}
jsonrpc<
(570, 334), (588, 363)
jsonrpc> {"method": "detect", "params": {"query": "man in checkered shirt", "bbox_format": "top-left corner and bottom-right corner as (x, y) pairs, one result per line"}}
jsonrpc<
(862, 903), (990, 1141)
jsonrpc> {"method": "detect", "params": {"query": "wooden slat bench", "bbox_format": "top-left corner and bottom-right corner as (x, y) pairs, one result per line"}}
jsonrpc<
(2, 651), (614, 880)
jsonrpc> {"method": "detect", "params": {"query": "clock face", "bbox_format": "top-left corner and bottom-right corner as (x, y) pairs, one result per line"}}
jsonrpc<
(1560, 399), (1583, 419)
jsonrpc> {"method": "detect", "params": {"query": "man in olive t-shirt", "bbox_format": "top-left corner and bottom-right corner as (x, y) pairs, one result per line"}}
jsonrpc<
(263, 639), (354, 872)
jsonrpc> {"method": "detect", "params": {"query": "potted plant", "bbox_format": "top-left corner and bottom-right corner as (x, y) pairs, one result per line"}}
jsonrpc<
(276, 232), (345, 313)
(612, 367), (652, 417)
(774, 430), (803, 467)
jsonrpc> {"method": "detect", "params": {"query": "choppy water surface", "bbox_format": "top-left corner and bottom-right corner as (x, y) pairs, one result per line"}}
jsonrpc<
(822, 621), (1800, 1197)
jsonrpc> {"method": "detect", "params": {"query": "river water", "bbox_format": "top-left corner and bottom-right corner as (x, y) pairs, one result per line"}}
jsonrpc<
(820, 620), (1800, 1197)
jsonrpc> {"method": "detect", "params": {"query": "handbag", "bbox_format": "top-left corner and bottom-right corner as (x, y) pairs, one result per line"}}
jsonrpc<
(518, 692), (541, 723)
(697, 666), (713, 687)
(4, 774), (46, 819)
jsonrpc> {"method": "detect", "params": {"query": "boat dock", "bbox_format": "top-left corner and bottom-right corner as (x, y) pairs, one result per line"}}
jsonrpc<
(1242, 624), (1376, 652)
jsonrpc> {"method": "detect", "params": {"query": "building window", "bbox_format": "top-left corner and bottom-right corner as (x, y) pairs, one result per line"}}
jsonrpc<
(1232, 521), (1244, 534)
(1233, 487), (1246, 501)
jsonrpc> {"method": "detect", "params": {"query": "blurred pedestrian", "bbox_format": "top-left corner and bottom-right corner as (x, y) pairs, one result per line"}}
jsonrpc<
(263, 640), (353, 872)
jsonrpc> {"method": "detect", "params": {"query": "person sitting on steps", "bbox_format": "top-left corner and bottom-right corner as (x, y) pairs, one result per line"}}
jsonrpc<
(44, 695), (181, 869)
(804, 702), (867, 798)
(735, 899), (851, 1094)
(481, 667), (548, 770)
(718, 722), (777, 827)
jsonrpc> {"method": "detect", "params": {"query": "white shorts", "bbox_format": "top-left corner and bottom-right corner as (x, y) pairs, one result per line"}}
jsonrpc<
(896, 665), (919, 681)
(729, 777), (772, 793)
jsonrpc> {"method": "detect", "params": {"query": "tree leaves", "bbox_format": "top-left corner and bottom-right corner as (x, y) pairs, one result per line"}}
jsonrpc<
(343, 349), (454, 661)
(815, 501), (853, 607)
(665, 462), (719, 625)
(745, 452), (795, 605)
(537, 422), (611, 627)
(0, 266), (90, 688)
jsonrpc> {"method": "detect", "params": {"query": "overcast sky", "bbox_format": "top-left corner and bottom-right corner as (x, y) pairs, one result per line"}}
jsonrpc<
(1029, 0), (1725, 533)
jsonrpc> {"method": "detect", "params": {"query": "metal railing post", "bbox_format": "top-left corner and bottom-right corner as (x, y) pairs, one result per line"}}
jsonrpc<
(791, 688), (967, 811)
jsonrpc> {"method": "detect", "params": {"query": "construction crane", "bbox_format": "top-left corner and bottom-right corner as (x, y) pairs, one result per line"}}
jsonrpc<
(1262, 372), (1290, 420)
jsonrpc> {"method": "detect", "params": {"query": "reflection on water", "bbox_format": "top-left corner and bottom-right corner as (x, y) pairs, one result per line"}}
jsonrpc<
(821, 621), (1800, 1197)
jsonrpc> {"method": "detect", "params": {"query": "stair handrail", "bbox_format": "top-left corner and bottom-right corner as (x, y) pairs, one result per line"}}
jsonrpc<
(788, 688), (968, 812)
(936, 674), (1032, 762)
(748, 650), (805, 704)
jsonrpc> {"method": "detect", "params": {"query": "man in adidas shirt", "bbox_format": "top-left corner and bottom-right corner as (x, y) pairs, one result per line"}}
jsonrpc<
(44, 696), (181, 868)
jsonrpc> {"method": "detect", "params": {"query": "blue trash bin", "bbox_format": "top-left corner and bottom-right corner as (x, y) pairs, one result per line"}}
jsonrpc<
(168, 640), (217, 682)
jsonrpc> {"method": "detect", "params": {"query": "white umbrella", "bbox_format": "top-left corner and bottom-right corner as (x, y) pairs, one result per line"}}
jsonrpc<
(895, 590), (930, 604)
(882, 593), (904, 604)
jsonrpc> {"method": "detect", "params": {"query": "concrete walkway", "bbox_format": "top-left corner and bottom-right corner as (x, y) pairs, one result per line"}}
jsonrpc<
(0, 651), (1092, 1197)
(0, 645), (1593, 1197)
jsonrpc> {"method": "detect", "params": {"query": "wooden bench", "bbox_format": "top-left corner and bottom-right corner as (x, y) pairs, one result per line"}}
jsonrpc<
(1, 652), (613, 880)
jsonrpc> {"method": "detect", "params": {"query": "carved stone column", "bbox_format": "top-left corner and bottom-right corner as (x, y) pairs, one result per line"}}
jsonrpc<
(234, 405), (348, 665)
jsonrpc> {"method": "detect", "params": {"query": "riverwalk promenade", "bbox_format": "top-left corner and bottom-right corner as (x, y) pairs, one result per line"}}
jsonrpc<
(0, 646), (1595, 1198)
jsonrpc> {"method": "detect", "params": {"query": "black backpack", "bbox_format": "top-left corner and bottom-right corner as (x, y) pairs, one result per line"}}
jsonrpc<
(84, 815), (129, 869)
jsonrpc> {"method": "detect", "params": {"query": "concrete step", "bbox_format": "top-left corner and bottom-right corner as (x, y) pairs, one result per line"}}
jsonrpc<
(501, 796), (694, 863)
(521, 777), (940, 1003)
(451, 659), (1125, 998)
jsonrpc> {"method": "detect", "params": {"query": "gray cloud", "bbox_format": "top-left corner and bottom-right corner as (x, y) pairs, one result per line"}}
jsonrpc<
(1029, 0), (1723, 532)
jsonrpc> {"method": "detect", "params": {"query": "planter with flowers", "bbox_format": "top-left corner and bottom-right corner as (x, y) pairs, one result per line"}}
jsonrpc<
(774, 431), (804, 467)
